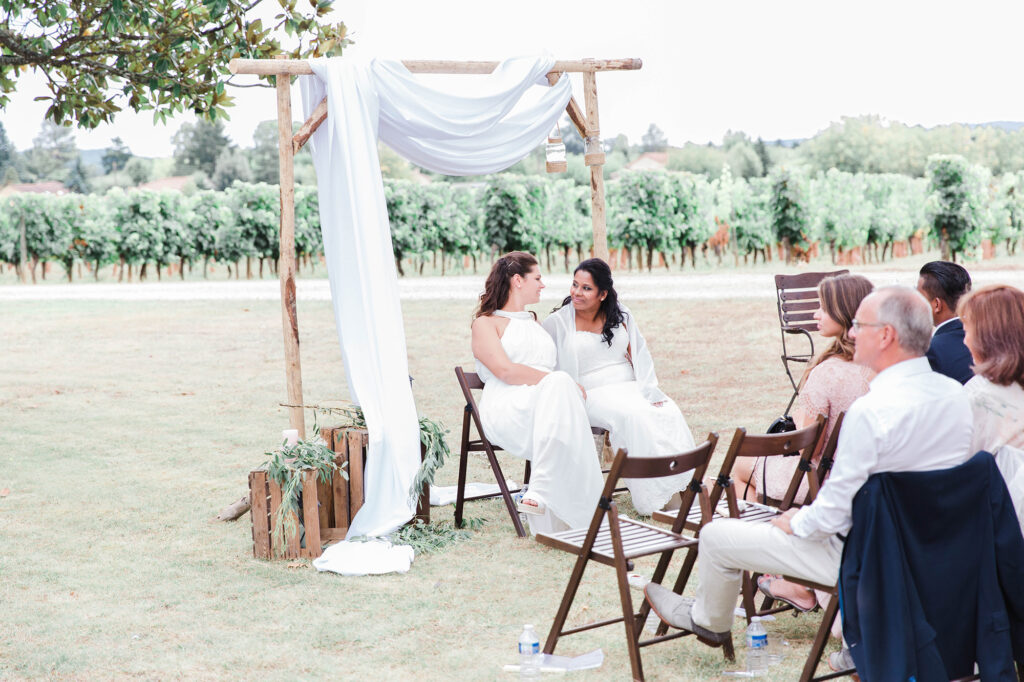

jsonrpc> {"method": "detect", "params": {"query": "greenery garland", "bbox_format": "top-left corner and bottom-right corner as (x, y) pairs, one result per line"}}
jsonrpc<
(262, 424), (348, 557)
(293, 402), (452, 503)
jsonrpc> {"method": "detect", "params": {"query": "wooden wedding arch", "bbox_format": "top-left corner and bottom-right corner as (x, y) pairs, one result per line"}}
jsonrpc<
(228, 56), (643, 437)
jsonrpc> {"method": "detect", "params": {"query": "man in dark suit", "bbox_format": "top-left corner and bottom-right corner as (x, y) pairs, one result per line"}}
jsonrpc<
(916, 260), (973, 384)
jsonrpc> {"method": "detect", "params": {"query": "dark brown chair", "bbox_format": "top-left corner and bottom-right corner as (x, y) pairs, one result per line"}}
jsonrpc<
(653, 415), (826, 626)
(775, 413), (855, 682)
(775, 270), (849, 413)
(453, 366), (606, 537)
(537, 436), (722, 682)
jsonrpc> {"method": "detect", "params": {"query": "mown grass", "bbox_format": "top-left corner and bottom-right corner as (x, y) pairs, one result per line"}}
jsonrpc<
(1, 292), (848, 680)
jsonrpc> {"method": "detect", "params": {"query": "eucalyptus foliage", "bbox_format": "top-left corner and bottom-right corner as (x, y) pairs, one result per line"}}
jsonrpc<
(263, 434), (348, 557)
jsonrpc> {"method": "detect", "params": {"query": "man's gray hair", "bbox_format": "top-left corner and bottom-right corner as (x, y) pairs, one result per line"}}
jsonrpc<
(874, 286), (933, 356)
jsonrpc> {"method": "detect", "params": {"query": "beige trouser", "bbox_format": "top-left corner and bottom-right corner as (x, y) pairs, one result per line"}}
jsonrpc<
(692, 518), (844, 632)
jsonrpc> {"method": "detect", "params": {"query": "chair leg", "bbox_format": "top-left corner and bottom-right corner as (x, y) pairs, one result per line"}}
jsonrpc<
(482, 446), (527, 537)
(454, 411), (472, 528)
(543, 546), (593, 656)
(608, 514), (645, 681)
(740, 570), (759, 623)
(799, 590), (840, 682)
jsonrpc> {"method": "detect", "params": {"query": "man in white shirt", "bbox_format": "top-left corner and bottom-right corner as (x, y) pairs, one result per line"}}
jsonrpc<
(645, 286), (973, 648)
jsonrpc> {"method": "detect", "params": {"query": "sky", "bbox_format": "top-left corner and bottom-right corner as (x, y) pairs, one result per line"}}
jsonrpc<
(3, 0), (1024, 158)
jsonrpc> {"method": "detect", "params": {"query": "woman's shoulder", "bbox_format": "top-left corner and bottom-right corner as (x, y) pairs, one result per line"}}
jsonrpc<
(808, 356), (873, 387)
(472, 314), (510, 335)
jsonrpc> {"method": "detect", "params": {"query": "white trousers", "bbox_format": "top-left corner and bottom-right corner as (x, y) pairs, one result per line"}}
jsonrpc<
(692, 518), (844, 632)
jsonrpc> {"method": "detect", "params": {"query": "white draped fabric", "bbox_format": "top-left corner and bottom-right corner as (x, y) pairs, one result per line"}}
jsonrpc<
(298, 57), (572, 574)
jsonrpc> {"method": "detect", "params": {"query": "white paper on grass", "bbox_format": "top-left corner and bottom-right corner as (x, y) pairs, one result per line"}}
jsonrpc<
(503, 649), (605, 673)
(298, 57), (570, 576)
(429, 480), (519, 507)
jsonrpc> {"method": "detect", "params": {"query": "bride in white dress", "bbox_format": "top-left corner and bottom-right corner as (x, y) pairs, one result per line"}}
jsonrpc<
(471, 251), (604, 532)
(542, 258), (695, 515)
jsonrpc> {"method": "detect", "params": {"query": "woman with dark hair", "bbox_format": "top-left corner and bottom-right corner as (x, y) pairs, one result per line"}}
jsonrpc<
(542, 258), (695, 515)
(471, 251), (603, 533)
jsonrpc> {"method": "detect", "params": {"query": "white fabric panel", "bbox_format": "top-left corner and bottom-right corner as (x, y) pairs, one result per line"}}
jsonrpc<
(298, 56), (570, 574)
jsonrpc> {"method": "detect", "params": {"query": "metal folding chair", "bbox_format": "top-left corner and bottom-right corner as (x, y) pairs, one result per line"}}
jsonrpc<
(537, 436), (722, 681)
(775, 270), (849, 413)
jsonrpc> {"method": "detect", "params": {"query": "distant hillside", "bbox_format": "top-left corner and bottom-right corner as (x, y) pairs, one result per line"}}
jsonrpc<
(80, 148), (105, 169)
(968, 121), (1024, 132)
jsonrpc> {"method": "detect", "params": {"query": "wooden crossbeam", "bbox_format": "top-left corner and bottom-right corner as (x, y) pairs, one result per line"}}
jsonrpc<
(229, 57), (642, 76)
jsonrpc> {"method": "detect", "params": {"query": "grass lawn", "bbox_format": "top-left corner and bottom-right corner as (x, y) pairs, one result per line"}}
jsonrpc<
(3, 294), (841, 680)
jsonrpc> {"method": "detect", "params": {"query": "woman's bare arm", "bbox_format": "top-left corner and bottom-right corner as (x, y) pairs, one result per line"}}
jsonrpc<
(471, 317), (549, 386)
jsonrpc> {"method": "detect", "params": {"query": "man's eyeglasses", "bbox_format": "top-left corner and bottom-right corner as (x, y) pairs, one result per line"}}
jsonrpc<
(851, 319), (887, 332)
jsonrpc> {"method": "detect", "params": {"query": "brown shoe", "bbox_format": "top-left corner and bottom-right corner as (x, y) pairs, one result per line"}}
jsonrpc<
(644, 583), (731, 646)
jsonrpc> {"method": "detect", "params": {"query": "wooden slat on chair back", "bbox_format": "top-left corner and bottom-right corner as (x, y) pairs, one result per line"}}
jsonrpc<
(806, 412), (845, 503)
(775, 270), (849, 332)
(710, 415), (827, 515)
(616, 440), (716, 480)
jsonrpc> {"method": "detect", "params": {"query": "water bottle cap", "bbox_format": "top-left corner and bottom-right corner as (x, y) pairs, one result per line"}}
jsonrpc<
(524, 624), (534, 629)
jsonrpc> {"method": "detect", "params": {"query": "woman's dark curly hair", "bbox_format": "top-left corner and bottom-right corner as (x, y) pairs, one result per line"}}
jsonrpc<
(557, 258), (624, 346)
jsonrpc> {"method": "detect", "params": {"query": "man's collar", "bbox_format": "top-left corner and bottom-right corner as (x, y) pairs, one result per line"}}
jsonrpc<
(869, 356), (931, 389)
(932, 316), (960, 336)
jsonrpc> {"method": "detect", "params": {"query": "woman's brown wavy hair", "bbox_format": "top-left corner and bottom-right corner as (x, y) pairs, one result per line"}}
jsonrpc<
(474, 251), (539, 319)
(958, 285), (1024, 388)
(800, 273), (874, 385)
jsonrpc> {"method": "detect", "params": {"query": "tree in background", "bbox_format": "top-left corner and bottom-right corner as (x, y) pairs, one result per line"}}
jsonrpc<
(754, 138), (771, 176)
(925, 154), (987, 261)
(173, 119), (232, 177)
(212, 148), (253, 190)
(21, 120), (77, 182)
(0, 1), (349, 129)
(641, 124), (669, 153)
(770, 167), (811, 263)
(102, 138), (132, 174)
(125, 158), (153, 186)
(65, 157), (92, 194)
(249, 121), (281, 184)
(0, 121), (13, 182)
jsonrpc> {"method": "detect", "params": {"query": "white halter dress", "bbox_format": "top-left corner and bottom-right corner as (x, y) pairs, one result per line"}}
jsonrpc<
(575, 326), (696, 515)
(476, 310), (603, 530)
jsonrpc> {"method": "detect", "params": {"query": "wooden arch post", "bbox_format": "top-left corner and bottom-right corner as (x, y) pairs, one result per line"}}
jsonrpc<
(229, 56), (642, 437)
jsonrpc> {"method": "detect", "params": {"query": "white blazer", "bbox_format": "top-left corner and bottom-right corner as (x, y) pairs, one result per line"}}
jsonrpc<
(541, 302), (669, 404)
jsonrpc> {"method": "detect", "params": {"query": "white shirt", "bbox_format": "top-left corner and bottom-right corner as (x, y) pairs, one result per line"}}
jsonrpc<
(791, 356), (973, 541)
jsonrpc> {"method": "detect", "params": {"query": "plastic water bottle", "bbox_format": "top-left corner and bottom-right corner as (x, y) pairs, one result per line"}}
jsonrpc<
(745, 616), (768, 674)
(518, 624), (540, 679)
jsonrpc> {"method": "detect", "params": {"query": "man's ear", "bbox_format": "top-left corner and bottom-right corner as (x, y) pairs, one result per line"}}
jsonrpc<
(931, 298), (945, 316)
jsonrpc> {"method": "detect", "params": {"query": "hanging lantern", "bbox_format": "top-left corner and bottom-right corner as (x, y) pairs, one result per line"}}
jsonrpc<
(546, 126), (567, 173)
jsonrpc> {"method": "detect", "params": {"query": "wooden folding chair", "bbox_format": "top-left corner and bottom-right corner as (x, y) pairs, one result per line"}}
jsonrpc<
(537, 436), (722, 682)
(454, 366), (532, 537)
(775, 270), (849, 413)
(650, 415), (826, 623)
(766, 413), (855, 682)
(453, 366), (606, 537)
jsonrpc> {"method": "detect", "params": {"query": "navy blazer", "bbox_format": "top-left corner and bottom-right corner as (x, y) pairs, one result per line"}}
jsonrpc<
(840, 452), (1024, 681)
(926, 318), (974, 384)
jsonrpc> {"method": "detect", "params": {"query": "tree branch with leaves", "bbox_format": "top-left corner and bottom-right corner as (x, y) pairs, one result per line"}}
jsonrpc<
(0, 0), (350, 128)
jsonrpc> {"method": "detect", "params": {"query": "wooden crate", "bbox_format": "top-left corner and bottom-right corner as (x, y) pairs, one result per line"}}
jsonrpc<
(249, 426), (367, 560)
(249, 426), (430, 560)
